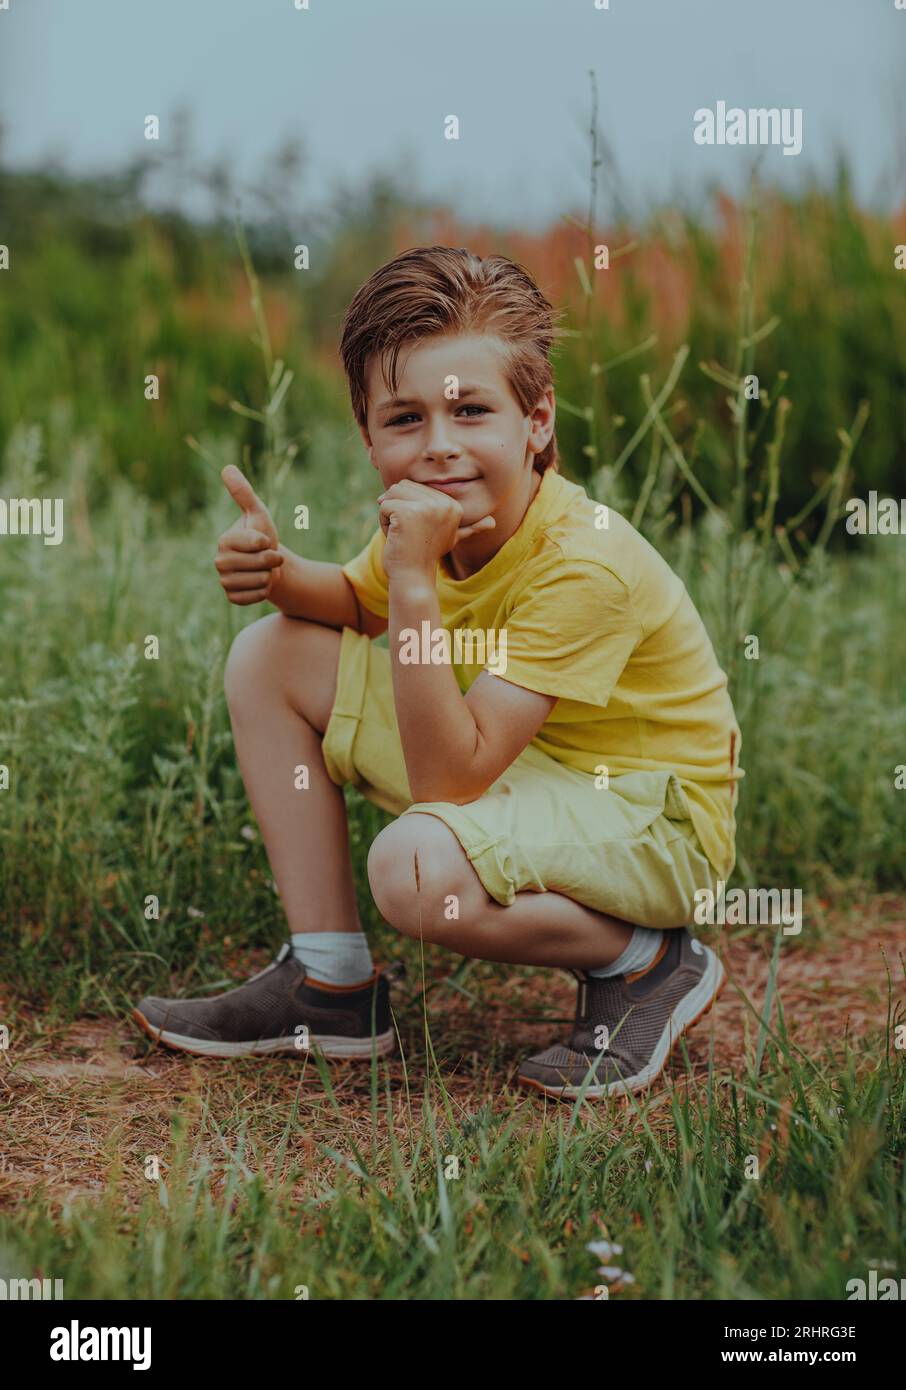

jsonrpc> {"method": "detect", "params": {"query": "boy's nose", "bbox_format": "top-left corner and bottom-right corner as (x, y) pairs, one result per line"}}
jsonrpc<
(422, 431), (459, 459)
(419, 412), (460, 457)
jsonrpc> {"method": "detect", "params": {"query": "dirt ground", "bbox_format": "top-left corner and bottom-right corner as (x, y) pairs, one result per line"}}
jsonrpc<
(1, 896), (902, 1211)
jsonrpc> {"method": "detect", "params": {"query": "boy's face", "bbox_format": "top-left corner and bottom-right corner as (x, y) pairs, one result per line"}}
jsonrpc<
(359, 333), (554, 528)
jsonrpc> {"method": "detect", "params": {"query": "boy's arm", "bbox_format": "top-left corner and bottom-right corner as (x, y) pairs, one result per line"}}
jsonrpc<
(388, 574), (556, 804)
(268, 544), (388, 636)
(386, 555), (639, 804)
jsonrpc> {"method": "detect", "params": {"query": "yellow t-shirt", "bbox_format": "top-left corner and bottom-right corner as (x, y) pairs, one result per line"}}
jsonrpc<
(341, 467), (744, 879)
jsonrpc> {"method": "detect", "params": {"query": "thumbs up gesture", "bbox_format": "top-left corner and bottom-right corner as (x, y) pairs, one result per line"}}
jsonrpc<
(215, 465), (284, 606)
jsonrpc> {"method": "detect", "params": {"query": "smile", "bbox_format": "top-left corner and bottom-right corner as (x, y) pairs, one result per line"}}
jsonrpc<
(424, 478), (478, 493)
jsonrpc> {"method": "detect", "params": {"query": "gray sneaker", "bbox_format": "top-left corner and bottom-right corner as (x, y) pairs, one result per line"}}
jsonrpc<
(132, 943), (403, 1059)
(517, 927), (724, 1100)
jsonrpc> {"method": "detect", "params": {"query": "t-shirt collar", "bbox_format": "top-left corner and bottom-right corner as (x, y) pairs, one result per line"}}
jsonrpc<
(436, 467), (570, 592)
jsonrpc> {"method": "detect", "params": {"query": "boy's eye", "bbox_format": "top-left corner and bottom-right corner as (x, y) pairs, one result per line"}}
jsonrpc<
(387, 405), (489, 426)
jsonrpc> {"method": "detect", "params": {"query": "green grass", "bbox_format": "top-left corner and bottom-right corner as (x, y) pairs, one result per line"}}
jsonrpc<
(0, 147), (903, 1298)
(1, 370), (903, 1296)
(2, 972), (904, 1299)
(2, 156), (906, 520)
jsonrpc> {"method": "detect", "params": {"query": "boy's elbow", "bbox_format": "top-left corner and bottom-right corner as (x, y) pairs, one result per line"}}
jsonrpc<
(408, 734), (496, 806)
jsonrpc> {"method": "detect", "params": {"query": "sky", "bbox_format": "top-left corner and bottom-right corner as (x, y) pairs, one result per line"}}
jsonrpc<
(1, 0), (904, 230)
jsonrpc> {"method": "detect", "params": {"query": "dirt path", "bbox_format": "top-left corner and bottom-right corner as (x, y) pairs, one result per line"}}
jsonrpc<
(1, 896), (902, 1210)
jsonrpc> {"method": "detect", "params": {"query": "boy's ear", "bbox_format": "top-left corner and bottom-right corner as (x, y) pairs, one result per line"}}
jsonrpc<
(527, 386), (556, 455)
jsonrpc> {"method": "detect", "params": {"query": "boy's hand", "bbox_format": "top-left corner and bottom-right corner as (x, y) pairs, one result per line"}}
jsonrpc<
(216, 464), (285, 606)
(377, 479), (495, 582)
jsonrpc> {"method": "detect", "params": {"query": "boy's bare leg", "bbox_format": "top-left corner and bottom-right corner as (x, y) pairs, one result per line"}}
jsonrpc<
(223, 613), (360, 937)
(368, 813), (637, 970)
(440, 890), (635, 970)
(225, 616), (635, 962)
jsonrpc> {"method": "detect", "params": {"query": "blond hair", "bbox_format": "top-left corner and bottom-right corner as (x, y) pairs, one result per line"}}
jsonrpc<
(339, 245), (564, 474)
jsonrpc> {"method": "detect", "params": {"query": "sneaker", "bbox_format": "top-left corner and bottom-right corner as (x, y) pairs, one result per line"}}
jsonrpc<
(517, 927), (724, 1100)
(132, 942), (403, 1059)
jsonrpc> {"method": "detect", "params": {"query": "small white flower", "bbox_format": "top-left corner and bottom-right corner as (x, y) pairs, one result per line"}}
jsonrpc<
(240, 825), (257, 842)
(586, 1240), (623, 1260)
(186, 906), (204, 919)
(596, 1266), (636, 1284)
(644, 1159), (653, 1172)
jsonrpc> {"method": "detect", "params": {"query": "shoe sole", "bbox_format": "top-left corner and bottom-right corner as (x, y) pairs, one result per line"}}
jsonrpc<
(131, 1008), (396, 1060)
(518, 946), (726, 1101)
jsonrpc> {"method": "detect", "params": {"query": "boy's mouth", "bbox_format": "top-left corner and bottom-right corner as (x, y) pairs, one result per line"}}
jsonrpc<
(423, 477), (478, 494)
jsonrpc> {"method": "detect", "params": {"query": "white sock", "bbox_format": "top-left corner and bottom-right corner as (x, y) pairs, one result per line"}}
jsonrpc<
(588, 925), (664, 979)
(290, 931), (374, 987)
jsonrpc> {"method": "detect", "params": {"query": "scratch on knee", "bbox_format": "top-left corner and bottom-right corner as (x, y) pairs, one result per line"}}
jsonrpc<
(413, 848), (425, 939)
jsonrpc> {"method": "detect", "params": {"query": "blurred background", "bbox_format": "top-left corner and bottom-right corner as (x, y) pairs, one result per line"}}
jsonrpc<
(0, 0), (904, 1306)
(3, 0), (905, 513)
(1, 0), (905, 999)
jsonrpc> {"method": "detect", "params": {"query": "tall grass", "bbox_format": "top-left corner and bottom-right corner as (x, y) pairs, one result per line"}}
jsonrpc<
(1, 118), (903, 1300)
(2, 966), (903, 1298)
(2, 152), (905, 517)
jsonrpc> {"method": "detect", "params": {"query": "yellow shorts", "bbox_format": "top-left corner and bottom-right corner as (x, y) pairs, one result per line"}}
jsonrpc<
(322, 626), (722, 931)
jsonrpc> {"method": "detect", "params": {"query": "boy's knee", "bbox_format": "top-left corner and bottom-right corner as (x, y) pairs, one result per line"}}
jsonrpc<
(223, 611), (288, 707)
(367, 815), (475, 936)
(366, 822), (416, 926)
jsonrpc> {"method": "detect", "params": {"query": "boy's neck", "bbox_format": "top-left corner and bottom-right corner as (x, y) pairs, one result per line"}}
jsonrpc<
(441, 468), (543, 581)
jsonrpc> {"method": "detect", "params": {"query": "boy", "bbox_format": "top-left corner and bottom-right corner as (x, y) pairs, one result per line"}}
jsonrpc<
(133, 245), (742, 1100)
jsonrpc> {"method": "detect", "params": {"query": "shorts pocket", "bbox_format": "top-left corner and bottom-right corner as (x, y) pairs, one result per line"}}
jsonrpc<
(604, 769), (694, 839)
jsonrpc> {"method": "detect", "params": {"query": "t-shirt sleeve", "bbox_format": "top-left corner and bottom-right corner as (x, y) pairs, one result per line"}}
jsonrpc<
(341, 527), (389, 619)
(493, 560), (643, 706)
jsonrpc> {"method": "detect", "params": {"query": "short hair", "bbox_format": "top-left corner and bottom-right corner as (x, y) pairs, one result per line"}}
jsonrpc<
(339, 245), (564, 474)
